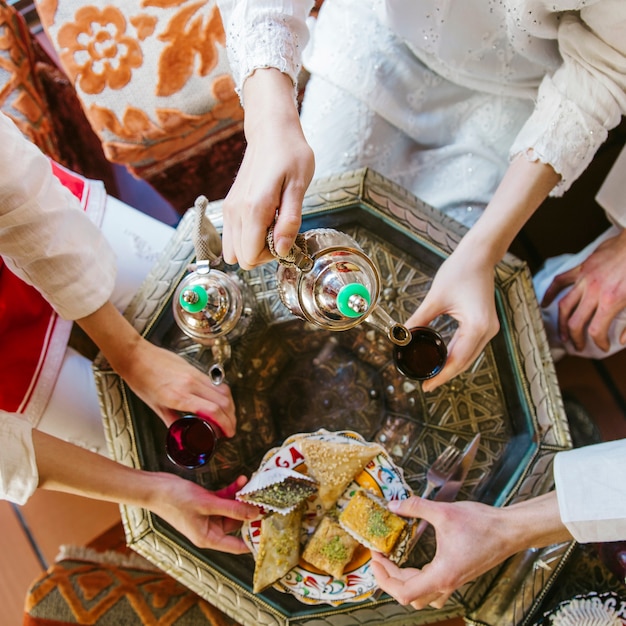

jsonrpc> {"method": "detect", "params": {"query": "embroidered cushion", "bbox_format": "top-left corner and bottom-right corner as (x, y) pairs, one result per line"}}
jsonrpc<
(34, 0), (244, 180)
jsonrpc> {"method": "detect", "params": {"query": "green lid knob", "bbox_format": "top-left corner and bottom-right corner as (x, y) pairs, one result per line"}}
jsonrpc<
(179, 285), (208, 313)
(336, 283), (371, 318)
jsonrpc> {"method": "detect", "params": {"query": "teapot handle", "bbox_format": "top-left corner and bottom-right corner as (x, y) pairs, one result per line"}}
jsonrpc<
(266, 225), (314, 272)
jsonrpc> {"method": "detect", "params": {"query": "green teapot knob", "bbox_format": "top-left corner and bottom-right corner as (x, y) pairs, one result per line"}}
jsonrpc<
(179, 284), (208, 313)
(336, 283), (371, 318)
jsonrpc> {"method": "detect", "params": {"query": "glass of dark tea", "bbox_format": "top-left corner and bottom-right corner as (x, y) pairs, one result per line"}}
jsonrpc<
(393, 326), (447, 380)
(166, 414), (220, 470)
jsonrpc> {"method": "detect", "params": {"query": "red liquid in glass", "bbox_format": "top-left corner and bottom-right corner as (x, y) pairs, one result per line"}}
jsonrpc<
(166, 415), (218, 469)
(394, 327), (447, 380)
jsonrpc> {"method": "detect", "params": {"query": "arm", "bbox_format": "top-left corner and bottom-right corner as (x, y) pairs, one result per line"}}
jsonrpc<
(1, 113), (237, 432)
(406, 155), (560, 392)
(32, 428), (258, 553)
(220, 68), (315, 268)
(217, 0), (315, 268)
(370, 491), (572, 609)
(77, 301), (237, 434)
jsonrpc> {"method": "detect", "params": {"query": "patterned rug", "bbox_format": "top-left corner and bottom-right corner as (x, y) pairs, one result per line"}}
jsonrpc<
(23, 522), (241, 626)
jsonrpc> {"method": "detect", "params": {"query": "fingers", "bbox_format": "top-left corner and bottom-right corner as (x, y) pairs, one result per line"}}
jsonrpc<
(371, 552), (450, 608)
(272, 184), (305, 258)
(214, 475), (249, 500)
(204, 532), (251, 555)
(540, 267), (578, 307)
(421, 323), (494, 393)
(586, 305), (616, 352)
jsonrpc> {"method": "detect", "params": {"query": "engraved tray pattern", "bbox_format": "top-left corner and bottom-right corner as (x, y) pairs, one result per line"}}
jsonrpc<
(94, 168), (572, 626)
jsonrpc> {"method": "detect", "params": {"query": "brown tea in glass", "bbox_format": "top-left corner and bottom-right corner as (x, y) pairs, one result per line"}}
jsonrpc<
(166, 414), (220, 470)
(393, 326), (447, 380)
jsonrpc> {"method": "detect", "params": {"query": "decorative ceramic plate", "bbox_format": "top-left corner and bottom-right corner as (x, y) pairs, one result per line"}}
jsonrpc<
(241, 429), (413, 605)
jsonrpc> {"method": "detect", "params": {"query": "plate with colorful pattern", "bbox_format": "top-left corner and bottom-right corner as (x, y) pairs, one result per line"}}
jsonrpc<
(242, 429), (413, 605)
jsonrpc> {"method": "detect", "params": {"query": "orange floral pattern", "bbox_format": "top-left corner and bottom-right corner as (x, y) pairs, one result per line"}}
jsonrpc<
(34, 0), (243, 172)
(57, 6), (143, 93)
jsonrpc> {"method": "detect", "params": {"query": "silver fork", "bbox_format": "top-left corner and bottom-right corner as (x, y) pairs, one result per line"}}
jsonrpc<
(419, 434), (461, 499)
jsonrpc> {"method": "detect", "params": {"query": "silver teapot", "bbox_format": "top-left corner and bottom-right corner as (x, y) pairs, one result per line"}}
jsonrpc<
(172, 197), (254, 381)
(269, 227), (411, 346)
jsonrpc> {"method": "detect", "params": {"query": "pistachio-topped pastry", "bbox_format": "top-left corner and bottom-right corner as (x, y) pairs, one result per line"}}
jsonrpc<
(236, 467), (318, 514)
(338, 489), (411, 564)
(253, 505), (304, 593)
(240, 475), (318, 510)
(302, 514), (359, 579)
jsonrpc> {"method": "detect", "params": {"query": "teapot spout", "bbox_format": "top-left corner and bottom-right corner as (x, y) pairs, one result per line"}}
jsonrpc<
(364, 305), (411, 346)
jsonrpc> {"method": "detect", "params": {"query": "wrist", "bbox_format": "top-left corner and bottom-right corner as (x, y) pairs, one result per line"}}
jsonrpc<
(242, 68), (301, 137)
(505, 492), (573, 551)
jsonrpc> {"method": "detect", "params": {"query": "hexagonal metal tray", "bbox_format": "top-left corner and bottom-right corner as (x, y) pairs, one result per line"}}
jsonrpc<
(95, 168), (573, 626)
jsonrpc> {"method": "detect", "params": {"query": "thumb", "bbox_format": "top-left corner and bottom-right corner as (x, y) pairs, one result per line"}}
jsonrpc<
(389, 496), (440, 524)
(404, 296), (443, 331)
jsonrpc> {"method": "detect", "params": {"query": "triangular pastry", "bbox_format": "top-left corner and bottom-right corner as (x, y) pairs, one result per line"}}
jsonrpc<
(253, 505), (304, 593)
(300, 438), (381, 510)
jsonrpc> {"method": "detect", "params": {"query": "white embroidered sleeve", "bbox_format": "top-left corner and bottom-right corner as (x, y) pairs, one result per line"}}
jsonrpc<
(217, 0), (314, 104)
(510, 2), (626, 195)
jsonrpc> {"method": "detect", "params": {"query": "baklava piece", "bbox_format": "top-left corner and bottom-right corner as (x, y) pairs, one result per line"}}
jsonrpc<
(237, 467), (318, 514)
(302, 514), (359, 579)
(300, 438), (381, 510)
(339, 489), (411, 564)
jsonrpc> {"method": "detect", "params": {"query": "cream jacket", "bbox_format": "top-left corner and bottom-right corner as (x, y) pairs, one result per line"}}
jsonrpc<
(0, 112), (116, 503)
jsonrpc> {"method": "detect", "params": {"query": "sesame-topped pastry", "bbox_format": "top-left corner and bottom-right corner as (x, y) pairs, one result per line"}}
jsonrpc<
(300, 438), (381, 510)
(339, 489), (412, 564)
(253, 505), (304, 593)
(236, 467), (318, 514)
(302, 514), (359, 579)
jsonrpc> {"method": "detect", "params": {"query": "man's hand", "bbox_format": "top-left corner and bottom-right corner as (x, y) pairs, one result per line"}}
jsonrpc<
(370, 493), (571, 609)
(541, 228), (626, 353)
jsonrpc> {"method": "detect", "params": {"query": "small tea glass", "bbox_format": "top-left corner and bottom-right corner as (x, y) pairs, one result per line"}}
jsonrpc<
(166, 414), (221, 470)
(393, 326), (448, 381)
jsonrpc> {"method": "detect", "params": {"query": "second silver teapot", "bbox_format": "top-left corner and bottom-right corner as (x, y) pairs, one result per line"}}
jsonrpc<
(270, 227), (411, 346)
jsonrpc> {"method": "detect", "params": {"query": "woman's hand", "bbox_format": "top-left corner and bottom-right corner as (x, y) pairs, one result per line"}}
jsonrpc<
(33, 429), (259, 554)
(113, 338), (237, 435)
(221, 68), (315, 269)
(76, 302), (237, 436)
(541, 228), (626, 353)
(405, 156), (561, 392)
(148, 473), (258, 553)
(404, 239), (500, 393)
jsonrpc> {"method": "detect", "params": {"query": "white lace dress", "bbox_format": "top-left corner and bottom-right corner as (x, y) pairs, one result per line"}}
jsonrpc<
(220, 0), (626, 226)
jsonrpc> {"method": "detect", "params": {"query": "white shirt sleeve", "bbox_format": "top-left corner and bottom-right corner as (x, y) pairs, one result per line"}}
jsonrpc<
(0, 411), (38, 504)
(217, 0), (314, 104)
(554, 439), (626, 543)
(510, 0), (626, 195)
(0, 112), (116, 320)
